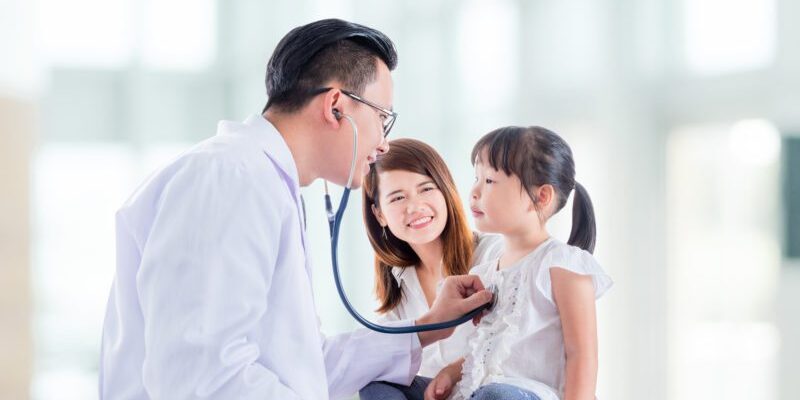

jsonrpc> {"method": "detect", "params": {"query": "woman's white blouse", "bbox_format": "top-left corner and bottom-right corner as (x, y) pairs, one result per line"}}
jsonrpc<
(380, 233), (504, 378)
(452, 238), (613, 400)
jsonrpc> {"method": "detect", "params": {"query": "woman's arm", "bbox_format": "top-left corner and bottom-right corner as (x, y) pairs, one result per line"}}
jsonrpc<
(551, 267), (598, 400)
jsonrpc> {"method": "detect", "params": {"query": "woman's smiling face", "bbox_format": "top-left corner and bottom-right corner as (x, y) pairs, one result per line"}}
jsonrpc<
(372, 169), (448, 246)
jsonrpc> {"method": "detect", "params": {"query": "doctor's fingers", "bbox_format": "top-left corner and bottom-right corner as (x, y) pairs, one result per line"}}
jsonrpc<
(473, 309), (490, 325)
(446, 274), (486, 296)
(457, 290), (493, 315)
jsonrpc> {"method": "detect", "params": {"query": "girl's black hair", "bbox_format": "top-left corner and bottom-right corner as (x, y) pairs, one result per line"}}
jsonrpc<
(471, 126), (596, 253)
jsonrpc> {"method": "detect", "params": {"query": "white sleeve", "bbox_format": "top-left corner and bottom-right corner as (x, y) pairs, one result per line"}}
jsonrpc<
(135, 156), (301, 399)
(323, 320), (423, 400)
(535, 243), (614, 305)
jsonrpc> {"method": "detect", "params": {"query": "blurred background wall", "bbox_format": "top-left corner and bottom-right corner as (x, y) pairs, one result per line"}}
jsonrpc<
(1, 0), (798, 399)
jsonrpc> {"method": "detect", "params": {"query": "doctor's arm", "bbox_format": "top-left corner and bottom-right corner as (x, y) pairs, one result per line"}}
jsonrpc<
(322, 275), (492, 399)
(136, 159), (301, 399)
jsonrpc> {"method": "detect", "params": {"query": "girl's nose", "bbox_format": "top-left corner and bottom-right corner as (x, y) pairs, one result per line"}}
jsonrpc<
(470, 184), (480, 200)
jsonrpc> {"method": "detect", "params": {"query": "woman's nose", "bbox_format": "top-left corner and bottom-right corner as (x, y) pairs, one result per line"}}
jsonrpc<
(405, 197), (426, 214)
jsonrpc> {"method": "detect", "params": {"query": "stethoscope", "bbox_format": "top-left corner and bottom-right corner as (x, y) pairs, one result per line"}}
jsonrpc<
(322, 111), (497, 334)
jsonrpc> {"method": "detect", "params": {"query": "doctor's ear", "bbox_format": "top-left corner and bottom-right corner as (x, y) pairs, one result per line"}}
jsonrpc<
(371, 204), (387, 226)
(323, 89), (343, 124)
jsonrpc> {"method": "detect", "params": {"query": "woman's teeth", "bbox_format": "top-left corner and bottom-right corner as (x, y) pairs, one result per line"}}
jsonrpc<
(408, 216), (433, 227)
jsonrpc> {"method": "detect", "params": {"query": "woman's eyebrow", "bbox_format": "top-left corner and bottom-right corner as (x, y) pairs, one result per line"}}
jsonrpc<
(384, 189), (404, 198)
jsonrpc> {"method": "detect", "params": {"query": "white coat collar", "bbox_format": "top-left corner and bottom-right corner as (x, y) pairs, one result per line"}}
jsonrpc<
(217, 114), (300, 186)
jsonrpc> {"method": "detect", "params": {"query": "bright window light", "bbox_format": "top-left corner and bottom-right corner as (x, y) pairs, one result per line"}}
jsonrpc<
(683, 0), (777, 74)
(729, 119), (781, 166)
(456, 0), (518, 110)
(142, 0), (217, 70)
(667, 123), (781, 400)
(36, 0), (134, 68)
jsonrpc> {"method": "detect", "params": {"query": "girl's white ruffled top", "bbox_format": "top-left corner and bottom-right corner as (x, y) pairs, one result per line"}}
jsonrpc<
(452, 238), (613, 400)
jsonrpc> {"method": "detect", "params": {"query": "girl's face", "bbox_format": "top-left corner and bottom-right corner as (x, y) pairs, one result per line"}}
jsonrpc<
(372, 170), (448, 246)
(470, 159), (539, 235)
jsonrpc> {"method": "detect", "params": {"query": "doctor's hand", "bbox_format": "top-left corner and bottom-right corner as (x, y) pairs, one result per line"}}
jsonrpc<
(415, 275), (492, 347)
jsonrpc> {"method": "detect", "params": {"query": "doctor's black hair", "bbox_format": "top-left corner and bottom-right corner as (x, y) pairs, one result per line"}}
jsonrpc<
(471, 126), (597, 253)
(263, 19), (398, 113)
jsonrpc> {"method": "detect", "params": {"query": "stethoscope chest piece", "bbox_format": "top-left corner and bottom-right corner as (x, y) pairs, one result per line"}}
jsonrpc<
(485, 284), (499, 312)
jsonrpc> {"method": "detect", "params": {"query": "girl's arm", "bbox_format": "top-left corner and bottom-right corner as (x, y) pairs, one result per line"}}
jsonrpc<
(551, 267), (599, 400)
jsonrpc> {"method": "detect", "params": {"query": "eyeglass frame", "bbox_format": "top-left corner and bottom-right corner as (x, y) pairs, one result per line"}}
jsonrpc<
(307, 87), (397, 138)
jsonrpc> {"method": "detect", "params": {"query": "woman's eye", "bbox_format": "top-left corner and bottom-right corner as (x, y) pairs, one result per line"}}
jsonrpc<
(389, 195), (404, 203)
(421, 186), (435, 193)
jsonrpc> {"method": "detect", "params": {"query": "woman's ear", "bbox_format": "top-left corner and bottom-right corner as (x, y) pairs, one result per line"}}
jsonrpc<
(371, 204), (387, 227)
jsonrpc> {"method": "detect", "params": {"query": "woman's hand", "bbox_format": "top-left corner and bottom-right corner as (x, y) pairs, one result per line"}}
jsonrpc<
(424, 359), (464, 400)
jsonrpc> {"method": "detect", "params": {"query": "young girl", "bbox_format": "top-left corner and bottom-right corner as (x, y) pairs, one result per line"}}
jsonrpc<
(359, 138), (502, 400)
(425, 127), (613, 400)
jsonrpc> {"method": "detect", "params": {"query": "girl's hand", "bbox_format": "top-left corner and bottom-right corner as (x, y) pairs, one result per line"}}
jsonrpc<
(424, 372), (455, 400)
(424, 359), (464, 400)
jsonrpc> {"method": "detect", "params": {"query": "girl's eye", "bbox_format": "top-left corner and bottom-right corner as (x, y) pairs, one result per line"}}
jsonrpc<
(421, 186), (436, 193)
(485, 178), (494, 184)
(389, 195), (404, 203)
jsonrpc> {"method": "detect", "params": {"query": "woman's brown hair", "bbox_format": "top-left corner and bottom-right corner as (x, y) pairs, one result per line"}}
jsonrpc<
(362, 138), (474, 313)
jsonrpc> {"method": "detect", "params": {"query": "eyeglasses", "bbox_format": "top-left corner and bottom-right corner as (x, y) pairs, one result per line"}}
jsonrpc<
(309, 87), (397, 138)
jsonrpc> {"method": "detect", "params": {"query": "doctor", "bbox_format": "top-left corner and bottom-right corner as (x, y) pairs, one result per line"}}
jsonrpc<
(99, 18), (493, 399)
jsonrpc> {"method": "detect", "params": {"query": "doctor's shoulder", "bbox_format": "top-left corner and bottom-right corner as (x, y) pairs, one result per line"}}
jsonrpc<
(119, 134), (286, 212)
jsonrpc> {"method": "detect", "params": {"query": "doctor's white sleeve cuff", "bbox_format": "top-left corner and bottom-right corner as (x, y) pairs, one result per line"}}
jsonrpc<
(384, 319), (423, 385)
(322, 319), (423, 399)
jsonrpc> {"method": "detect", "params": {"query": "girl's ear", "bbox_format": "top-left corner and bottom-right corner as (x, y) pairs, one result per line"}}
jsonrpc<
(371, 204), (387, 227)
(535, 184), (556, 213)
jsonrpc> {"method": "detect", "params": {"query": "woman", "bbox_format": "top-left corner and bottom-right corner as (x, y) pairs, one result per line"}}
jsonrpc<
(359, 138), (501, 400)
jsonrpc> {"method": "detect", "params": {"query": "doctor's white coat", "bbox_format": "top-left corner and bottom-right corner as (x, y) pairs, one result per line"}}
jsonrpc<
(99, 114), (422, 399)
